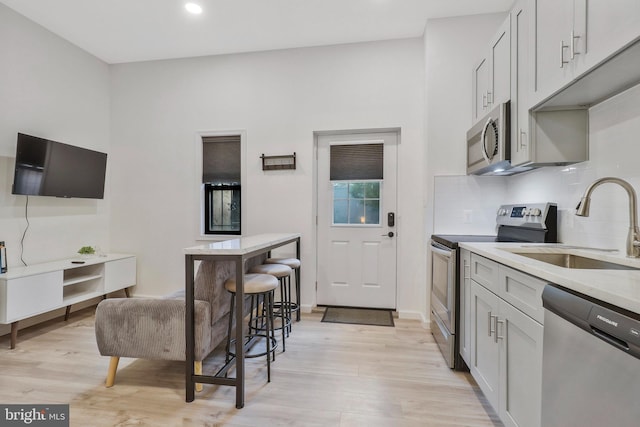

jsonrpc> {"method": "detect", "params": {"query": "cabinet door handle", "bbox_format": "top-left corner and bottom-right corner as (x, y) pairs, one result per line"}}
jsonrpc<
(464, 260), (470, 280)
(488, 312), (496, 337)
(570, 30), (580, 59)
(495, 318), (505, 343)
(482, 93), (488, 108)
(486, 91), (493, 105)
(520, 130), (527, 150)
(560, 40), (569, 68)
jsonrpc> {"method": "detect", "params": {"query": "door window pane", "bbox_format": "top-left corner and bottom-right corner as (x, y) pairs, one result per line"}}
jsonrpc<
(349, 182), (365, 199)
(333, 199), (348, 224)
(333, 182), (348, 199)
(332, 181), (381, 225)
(348, 199), (365, 224)
(364, 182), (380, 198)
(364, 200), (380, 225)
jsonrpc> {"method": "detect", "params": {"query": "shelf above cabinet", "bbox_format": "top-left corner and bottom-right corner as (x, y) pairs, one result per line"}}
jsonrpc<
(63, 290), (104, 306)
(63, 274), (103, 287)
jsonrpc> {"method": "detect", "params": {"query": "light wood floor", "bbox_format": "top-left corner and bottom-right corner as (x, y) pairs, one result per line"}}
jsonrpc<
(0, 308), (502, 427)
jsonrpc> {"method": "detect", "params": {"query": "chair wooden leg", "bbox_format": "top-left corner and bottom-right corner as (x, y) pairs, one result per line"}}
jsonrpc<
(106, 356), (119, 387)
(195, 361), (203, 392)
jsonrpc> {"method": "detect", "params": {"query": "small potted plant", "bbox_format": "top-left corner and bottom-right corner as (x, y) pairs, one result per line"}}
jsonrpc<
(77, 246), (96, 259)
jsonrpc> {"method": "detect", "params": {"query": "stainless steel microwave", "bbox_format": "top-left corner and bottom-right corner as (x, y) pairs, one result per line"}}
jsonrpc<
(466, 101), (511, 175)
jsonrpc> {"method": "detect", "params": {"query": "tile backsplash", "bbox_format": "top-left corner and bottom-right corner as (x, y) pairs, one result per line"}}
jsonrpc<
(433, 175), (506, 235)
(434, 82), (640, 253)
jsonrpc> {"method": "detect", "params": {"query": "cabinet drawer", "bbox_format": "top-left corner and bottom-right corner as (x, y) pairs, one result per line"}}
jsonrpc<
(470, 254), (500, 294)
(104, 257), (136, 293)
(498, 266), (546, 324)
(1, 271), (63, 322)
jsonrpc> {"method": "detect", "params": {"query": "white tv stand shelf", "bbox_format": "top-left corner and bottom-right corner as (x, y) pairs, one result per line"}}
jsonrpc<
(0, 254), (136, 349)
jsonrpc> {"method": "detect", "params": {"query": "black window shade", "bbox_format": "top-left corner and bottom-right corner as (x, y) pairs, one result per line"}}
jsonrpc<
(330, 143), (383, 180)
(202, 135), (241, 184)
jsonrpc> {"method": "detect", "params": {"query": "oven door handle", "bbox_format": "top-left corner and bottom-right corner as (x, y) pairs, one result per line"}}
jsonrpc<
(430, 243), (453, 258)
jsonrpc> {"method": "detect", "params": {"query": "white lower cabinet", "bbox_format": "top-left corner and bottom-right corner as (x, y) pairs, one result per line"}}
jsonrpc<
(468, 253), (544, 427)
(0, 254), (136, 324)
(499, 299), (543, 427)
(3, 271), (62, 321)
(459, 249), (472, 365)
(105, 257), (137, 293)
(470, 280), (501, 410)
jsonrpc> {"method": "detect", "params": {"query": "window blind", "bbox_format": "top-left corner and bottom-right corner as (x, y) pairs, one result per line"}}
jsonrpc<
(202, 135), (241, 184)
(330, 143), (383, 180)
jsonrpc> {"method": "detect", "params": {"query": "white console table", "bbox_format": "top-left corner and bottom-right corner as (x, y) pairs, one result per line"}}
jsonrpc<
(0, 254), (136, 349)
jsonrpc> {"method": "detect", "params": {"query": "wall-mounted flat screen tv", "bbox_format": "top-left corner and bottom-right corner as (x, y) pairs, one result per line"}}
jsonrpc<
(12, 133), (107, 199)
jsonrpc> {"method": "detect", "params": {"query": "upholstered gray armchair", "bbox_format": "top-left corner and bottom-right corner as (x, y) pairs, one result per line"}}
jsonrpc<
(95, 259), (248, 389)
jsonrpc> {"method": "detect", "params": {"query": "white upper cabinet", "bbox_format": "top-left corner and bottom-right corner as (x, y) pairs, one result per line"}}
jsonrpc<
(533, 0), (576, 104)
(511, 0), (588, 169)
(472, 16), (511, 123)
(576, 0), (640, 73)
(510, 0), (534, 167)
(473, 58), (490, 123)
(533, 0), (640, 107)
(490, 18), (511, 107)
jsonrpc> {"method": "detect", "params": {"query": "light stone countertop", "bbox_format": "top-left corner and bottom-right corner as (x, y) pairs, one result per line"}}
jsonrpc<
(184, 233), (300, 256)
(459, 242), (640, 315)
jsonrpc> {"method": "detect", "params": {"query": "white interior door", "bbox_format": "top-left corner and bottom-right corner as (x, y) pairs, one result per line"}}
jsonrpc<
(316, 131), (398, 309)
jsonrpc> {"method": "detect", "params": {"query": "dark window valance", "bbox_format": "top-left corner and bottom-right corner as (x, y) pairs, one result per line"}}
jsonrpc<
(330, 143), (383, 180)
(202, 135), (241, 184)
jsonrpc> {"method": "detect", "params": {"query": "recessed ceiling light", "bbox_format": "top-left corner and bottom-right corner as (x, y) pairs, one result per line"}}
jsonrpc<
(185, 3), (203, 14)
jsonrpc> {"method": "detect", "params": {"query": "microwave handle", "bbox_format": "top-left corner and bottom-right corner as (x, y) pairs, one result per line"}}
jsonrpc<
(480, 116), (494, 164)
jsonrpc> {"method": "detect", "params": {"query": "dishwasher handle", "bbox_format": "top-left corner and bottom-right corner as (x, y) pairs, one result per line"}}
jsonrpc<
(587, 306), (640, 359)
(591, 326), (629, 352)
(543, 284), (640, 360)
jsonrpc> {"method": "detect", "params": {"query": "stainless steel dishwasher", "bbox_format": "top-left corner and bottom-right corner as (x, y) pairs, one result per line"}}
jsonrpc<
(541, 285), (640, 427)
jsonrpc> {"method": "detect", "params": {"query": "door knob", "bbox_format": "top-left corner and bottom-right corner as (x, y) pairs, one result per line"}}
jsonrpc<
(382, 232), (394, 238)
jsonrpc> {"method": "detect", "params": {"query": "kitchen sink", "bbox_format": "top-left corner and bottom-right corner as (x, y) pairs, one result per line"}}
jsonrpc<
(513, 252), (640, 270)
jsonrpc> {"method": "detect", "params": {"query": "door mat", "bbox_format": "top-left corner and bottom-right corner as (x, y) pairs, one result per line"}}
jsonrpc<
(321, 306), (395, 327)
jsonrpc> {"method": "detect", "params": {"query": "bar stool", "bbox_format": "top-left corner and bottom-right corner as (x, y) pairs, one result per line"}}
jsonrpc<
(249, 263), (292, 351)
(265, 257), (301, 323)
(224, 273), (278, 382)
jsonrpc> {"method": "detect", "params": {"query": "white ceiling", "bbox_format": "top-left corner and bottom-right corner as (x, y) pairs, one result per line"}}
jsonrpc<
(0, 0), (513, 64)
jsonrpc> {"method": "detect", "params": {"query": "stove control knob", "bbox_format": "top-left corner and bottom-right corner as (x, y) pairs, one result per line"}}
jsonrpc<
(523, 209), (531, 216)
(497, 208), (507, 216)
(531, 208), (542, 217)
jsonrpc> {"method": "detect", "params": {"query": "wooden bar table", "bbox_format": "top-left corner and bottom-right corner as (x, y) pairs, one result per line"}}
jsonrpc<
(183, 233), (301, 408)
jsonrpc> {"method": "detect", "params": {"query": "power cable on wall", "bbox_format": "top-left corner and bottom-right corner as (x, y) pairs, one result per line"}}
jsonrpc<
(20, 195), (29, 266)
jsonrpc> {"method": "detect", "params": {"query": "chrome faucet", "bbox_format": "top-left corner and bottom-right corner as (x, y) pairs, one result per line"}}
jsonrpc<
(576, 177), (640, 257)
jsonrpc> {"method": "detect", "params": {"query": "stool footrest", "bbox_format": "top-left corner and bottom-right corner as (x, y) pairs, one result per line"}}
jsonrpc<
(273, 301), (300, 312)
(249, 316), (290, 332)
(228, 335), (278, 359)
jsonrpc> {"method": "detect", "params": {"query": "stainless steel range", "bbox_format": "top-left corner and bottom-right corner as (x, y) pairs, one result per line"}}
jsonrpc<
(430, 202), (557, 369)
